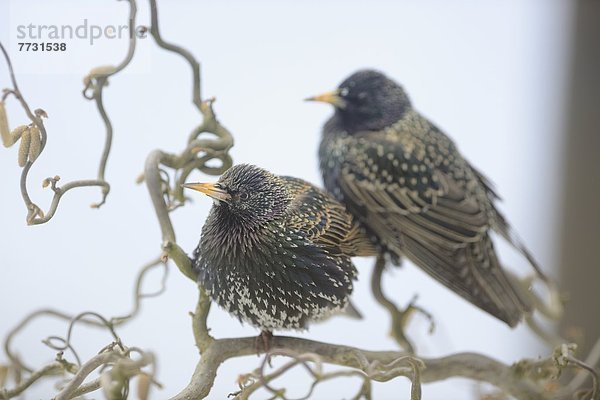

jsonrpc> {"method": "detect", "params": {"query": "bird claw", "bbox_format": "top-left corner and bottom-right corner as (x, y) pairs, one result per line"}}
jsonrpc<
(255, 330), (273, 356)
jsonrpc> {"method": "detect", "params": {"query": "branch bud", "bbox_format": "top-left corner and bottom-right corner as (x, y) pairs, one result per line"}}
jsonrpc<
(34, 108), (48, 119)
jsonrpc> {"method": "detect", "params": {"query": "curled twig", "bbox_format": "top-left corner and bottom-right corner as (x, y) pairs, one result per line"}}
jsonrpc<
(232, 350), (374, 400)
(561, 338), (600, 398)
(553, 343), (600, 400)
(52, 346), (157, 400)
(3, 256), (167, 374)
(0, 0), (139, 225)
(43, 312), (124, 358)
(369, 254), (435, 353)
(0, 363), (63, 400)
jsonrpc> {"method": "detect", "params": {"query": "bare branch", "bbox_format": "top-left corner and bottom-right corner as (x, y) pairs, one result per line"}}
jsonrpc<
(191, 286), (214, 353)
(369, 255), (434, 353)
(0, 363), (63, 400)
(162, 241), (194, 281)
(168, 289), (600, 400)
(562, 338), (600, 398)
(232, 350), (375, 400)
(3, 257), (166, 374)
(171, 331), (553, 400)
(0, 0), (139, 225)
(53, 352), (116, 400)
(148, 0), (202, 108)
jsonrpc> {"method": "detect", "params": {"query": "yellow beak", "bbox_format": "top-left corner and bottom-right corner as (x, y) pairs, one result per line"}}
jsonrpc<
(182, 182), (231, 202)
(304, 89), (346, 108)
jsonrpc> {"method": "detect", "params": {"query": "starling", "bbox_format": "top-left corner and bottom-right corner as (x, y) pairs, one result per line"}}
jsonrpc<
(184, 164), (375, 347)
(308, 69), (545, 327)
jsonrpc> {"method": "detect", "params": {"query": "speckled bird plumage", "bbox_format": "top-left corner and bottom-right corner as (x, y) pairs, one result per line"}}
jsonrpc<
(189, 164), (375, 332)
(315, 69), (542, 327)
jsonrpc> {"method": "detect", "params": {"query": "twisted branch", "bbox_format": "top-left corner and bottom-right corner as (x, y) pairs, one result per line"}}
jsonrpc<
(0, 0), (138, 224)
(168, 297), (553, 400)
(52, 346), (158, 400)
(2, 256), (165, 376)
(0, 363), (62, 399)
(369, 254), (434, 354)
(158, 246), (598, 400)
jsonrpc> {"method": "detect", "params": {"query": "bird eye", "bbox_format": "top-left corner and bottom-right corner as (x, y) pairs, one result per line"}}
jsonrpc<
(239, 192), (249, 200)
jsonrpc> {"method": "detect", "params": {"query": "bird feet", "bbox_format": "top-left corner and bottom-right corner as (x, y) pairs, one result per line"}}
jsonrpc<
(255, 330), (273, 355)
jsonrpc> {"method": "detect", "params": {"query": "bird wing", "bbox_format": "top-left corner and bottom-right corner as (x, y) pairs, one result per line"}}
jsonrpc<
(282, 176), (377, 258)
(334, 129), (530, 326)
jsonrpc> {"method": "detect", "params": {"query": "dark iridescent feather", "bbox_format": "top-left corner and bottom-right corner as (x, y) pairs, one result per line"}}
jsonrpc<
(316, 70), (540, 327)
(190, 164), (375, 331)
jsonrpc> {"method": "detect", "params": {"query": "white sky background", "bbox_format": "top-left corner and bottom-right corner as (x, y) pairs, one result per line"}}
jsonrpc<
(0, 0), (573, 399)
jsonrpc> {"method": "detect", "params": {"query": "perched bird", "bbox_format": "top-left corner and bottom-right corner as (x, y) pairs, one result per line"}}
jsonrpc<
(184, 164), (375, 349)
(307, 69), (545, 327)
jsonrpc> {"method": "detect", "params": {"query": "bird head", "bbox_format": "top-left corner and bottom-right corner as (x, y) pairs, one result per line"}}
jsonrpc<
(183, 164), (292, 226)
(305, 69), (411, 133)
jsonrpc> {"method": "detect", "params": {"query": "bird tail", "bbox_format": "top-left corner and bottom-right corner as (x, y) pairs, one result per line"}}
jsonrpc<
(402, 233), (531, 327)
(491, 209), (549, 283)
(311, 299), (364, 324)
(465, 235), (533, 327)
(469, 162), (548, 283)
(342, 299), (364, 319)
